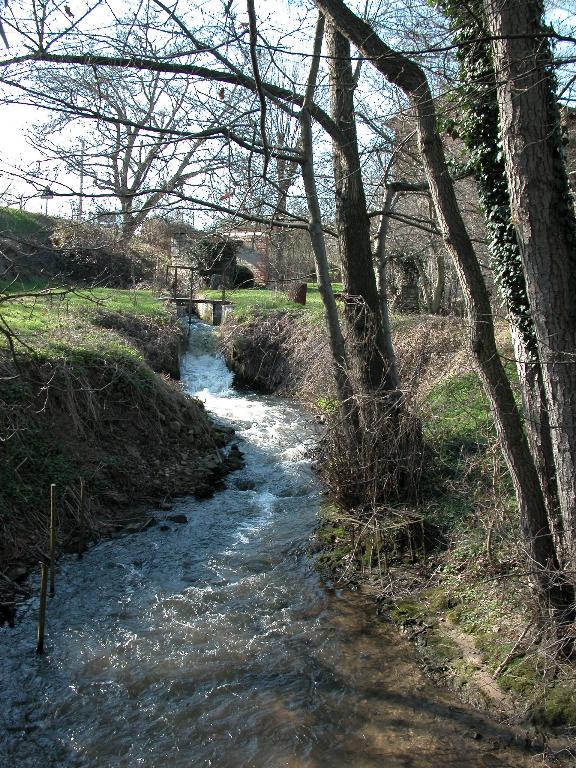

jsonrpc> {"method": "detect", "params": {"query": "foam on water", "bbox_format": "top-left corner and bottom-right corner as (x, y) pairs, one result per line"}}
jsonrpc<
(0, 320), (535, 768)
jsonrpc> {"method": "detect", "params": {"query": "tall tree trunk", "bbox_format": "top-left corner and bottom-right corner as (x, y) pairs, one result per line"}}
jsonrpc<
(300, 13), (358, 431)
(484, 0), (576, 577)
(301, 107), (357, 426)
(510, 327), (564, 556)
(271, 136), (287, 282)
(314, 0), (569, 614)
(375, 186), (399, 388)
(438, 0), (567, 576)
(416, 240), (445, 315)
(424, 197), (445, 314)
(271, 131), (300, 282)
(327, 22), (396, 392)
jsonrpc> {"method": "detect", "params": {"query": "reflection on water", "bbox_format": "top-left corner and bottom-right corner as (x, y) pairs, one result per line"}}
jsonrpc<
(0, 322), (533, 767)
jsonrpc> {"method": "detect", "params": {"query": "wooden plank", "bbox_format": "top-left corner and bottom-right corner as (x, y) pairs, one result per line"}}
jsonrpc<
(168, 298), (232, 305)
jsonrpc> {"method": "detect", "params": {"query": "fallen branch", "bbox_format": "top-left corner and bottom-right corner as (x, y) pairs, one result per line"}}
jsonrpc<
(493, 622), (532, 680)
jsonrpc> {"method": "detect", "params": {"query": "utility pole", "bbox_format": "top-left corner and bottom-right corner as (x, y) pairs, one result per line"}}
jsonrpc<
(78, 140), (85, 220)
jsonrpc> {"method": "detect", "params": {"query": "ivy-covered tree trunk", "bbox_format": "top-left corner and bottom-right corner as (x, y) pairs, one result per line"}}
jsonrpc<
(439, 1), (569, 586)
(326, 22), (396, 392)
(314, 0), (569, 616)
(484, 0), (576, 580)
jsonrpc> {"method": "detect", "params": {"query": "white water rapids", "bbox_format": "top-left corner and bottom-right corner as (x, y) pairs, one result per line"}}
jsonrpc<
(0, 321), (534, 767)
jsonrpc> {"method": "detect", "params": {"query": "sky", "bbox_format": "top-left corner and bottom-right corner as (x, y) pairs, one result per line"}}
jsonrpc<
(0, 0), (311, 221)
(1, 0), (575, 223)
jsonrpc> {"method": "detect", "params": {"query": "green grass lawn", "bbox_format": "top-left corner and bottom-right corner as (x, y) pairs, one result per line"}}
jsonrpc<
(424, 371), (496, 445)
(0, 207), (54, 240)
(420, 362), (522, 541)
(202, 283), (343, 322)
(0, 282), (169, 362)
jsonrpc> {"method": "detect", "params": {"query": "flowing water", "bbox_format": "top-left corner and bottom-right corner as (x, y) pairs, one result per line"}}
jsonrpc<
(0, 321), (535, 768)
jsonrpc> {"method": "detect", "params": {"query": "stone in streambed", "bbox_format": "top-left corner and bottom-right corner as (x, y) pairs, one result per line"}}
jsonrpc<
(7, 564), (28, 583)
(122, 518), (156, 534)
(167, 514), (188, 524)
(194, 484), (215, 500)
(223, 445), (245, 471)
(201, 455), (221, 470)
(235, 479), (256, 491)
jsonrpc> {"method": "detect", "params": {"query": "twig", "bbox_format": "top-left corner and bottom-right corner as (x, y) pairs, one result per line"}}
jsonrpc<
(493, 622), (532, 680)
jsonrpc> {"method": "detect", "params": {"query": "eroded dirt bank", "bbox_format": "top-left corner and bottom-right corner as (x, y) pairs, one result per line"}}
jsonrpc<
(0, 308), (243, 623)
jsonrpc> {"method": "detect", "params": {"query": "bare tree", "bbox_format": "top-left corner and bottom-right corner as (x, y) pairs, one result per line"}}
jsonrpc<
(23, 66), (240, 244)
(314, 0), (571, 618)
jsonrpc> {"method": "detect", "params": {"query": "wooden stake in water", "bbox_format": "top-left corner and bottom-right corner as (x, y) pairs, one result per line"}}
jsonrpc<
(78, 478), (85, 558)
(36, 561), (48, 654)
(49, 484), (56, 597)
(188, 275), (194, 325)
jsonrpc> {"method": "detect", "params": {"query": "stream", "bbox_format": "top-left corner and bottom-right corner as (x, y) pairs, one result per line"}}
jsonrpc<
(0, 321), (535, 767)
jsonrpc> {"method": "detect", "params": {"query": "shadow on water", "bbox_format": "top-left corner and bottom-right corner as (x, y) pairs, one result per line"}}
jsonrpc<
(0, 321), (535, 767)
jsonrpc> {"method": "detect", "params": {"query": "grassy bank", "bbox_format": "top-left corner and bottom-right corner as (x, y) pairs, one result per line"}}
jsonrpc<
(218, 303), (576, 735)
(397, 365), (575, 730)
(0, 207), (54, 240)
(0, 206), (158, 286)
(203, 284), (342, 323)
(1, 282), (182, 375)
(0, 283), (237, 621)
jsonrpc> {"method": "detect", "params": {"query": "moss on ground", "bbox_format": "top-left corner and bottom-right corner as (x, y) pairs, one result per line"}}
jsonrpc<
(314, 503), (354, 571)
(428, 571), (576, 729)
(387, 599), (429, 624)
(530, 687), (576, 728)
(474, 634), (576, 728)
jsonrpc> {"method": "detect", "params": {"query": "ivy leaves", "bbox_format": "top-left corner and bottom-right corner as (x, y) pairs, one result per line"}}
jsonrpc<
(436, 0), (538, 356)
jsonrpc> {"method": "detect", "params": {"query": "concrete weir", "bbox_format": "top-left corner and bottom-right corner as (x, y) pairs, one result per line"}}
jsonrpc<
(172, 298), (233, 325)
